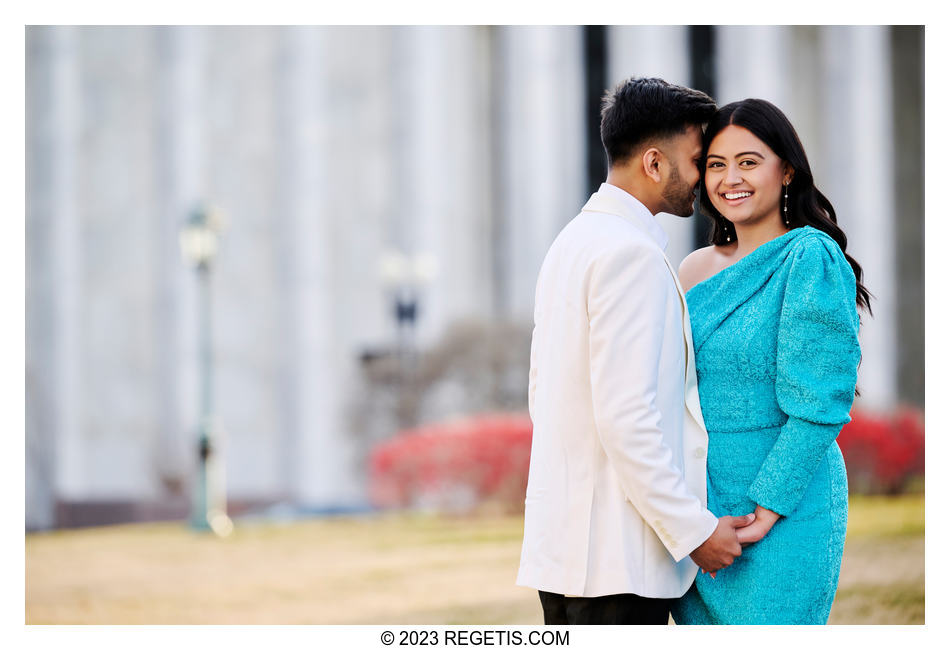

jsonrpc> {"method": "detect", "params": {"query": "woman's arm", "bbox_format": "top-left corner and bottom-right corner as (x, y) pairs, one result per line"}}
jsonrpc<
(746, 235), (862, 517)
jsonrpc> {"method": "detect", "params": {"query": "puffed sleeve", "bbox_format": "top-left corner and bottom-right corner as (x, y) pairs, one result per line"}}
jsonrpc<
(746, 234), (861, 516)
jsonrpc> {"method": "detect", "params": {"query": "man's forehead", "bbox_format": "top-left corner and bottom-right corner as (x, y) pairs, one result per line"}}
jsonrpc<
(683, 123), (703, 143)
(666, 125), (703, 150)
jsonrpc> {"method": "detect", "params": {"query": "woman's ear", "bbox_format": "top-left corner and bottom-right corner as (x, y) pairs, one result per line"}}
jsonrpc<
(783, 163), (795, 185)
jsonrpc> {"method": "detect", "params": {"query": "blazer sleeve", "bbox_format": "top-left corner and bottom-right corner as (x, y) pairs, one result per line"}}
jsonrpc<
(588, 242), (718, 562)
(528, 322), (538, 422)
(747, 236), (861, 516)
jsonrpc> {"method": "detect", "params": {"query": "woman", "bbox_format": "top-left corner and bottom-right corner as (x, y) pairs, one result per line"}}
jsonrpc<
(670, 99), (871, 625)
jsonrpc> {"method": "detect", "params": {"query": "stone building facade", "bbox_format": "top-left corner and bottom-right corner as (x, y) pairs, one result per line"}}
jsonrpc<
(26, 26), (923, 530)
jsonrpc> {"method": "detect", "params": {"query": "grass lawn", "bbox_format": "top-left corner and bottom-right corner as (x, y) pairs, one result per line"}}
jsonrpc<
(828, 494), (924, 624)
(25, 494), (923, 624)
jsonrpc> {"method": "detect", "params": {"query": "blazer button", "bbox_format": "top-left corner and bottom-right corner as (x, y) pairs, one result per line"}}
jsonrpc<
(693, 447), (706, 459)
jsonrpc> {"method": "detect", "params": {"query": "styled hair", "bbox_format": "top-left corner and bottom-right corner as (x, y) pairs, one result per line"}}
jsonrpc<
(600, 77), (717, 168)
(700, 98), (871, 314)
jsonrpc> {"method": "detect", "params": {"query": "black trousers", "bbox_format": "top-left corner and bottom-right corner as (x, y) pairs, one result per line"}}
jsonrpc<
(538, 590), (673, 625)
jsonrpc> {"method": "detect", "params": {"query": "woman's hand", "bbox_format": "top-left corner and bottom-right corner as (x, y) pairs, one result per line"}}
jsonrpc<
(735, 505), (781, 547)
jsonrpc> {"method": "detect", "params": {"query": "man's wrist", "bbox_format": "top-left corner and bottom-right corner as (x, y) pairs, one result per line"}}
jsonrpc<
(683, 511), (720, 558)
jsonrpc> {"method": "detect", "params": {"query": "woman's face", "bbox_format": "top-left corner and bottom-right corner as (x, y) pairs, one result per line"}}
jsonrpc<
(705, 124), (791, 229)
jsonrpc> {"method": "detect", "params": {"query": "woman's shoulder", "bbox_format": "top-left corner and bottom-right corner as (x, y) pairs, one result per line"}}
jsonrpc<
(787, 227), (854, 276)
(789, 226), (840, 257)
(782, 227), (858, 309)
(679, 243), (737, 293)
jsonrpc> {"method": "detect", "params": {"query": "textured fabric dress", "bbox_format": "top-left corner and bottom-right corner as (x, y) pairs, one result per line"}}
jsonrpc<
(670, 226), (861, 625)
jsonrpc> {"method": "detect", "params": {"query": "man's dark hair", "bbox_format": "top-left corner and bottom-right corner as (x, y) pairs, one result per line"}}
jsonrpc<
(600, 77), (717, 168)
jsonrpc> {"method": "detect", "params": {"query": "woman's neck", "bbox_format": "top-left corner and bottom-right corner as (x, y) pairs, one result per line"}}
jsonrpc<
(733, 217), (790, 257)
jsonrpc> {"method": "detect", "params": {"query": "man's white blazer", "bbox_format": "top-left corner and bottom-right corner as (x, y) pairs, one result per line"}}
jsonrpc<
(516, 183), (718, 599)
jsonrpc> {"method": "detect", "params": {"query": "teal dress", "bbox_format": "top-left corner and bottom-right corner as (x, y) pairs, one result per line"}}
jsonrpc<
(671, 226), (861, 625)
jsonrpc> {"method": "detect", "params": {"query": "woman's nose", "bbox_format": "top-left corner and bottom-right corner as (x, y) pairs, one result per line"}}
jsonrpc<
(725, 164), (743, 185)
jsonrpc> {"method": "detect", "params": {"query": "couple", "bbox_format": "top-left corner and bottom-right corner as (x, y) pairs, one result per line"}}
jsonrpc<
(516, 77), (869, 625)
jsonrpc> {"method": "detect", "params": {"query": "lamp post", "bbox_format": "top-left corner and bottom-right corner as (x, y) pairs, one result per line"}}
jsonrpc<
(180, 205), (233, 537)
(378, 250), (437, 361)
(378, 250), (437, 429)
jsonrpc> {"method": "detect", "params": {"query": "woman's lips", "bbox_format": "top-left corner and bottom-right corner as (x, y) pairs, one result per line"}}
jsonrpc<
(720, 190), (753, 205)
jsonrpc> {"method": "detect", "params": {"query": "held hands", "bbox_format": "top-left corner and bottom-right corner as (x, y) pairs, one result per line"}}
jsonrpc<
(735, 505), (781, 547)
(689, 514), (755, 579)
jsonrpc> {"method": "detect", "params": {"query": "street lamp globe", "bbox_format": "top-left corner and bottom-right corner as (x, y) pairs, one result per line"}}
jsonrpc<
(179, 206), (225, 269)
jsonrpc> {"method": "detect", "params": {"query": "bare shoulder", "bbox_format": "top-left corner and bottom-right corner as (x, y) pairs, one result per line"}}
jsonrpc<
(678, 244), (737, 293)
(678, 246), (716, 293)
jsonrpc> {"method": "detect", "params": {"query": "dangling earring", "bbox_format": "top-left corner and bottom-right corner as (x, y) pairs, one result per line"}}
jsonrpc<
(724, 221), (731, 242)
(783, 182), (791, 226)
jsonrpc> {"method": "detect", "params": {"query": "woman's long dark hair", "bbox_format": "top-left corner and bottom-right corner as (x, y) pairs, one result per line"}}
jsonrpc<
(700, 99), (872, 314)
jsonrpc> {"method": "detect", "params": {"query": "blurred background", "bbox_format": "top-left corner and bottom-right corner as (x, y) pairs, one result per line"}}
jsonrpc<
(25, 25), (924, 624)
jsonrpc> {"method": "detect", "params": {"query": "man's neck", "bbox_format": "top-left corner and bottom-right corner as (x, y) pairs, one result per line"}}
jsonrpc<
(604, 170), (658, 215)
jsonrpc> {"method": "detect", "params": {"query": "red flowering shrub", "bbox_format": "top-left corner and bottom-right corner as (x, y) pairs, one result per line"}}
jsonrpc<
(369, 414), (533, 513)
(837, 407), (924, 494)
(368, 407), (925, 512)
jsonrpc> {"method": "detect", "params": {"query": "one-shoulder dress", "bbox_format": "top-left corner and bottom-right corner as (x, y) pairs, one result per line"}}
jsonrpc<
(671, 226), (861, 625)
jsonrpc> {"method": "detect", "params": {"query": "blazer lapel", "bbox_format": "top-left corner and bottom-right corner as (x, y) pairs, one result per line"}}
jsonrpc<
(660, 255), (706, 430)
(584, 185), (706, 429)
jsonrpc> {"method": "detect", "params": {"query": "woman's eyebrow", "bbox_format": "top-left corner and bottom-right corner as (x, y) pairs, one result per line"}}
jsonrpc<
(706, 151), (765, 159)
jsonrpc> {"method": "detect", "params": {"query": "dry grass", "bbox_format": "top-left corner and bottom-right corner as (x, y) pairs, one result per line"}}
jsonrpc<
(828, 494), (925, 625)
(26, 495), (923, 625)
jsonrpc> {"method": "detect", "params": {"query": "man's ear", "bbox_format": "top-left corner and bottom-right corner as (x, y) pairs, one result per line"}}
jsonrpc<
(642, 147), (664, 183)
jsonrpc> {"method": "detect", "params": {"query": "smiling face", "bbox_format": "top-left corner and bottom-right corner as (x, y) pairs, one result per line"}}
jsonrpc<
(705, 124), (792, 228)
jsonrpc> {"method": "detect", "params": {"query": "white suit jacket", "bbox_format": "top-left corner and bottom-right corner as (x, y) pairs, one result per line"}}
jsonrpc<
(516, 183), (718, 599)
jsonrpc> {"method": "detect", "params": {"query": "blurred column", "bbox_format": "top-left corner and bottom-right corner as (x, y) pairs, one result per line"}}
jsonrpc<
(605, 27), (690, 137)
(275, 27), (352, 507)
(153, 25), (205, 497)
(714, 27), (825, 171)
(714, 26), (791, 108)
(392, 26), (447, 345)
(494, 26), (586, 321)
(391, 26), (493, 341)
(820, 26), (897, 411)
(25, 26), (83, 527)
(785, 27), (823, 159)
(890, 27), (924, 408)
(607, 26), (695, 268)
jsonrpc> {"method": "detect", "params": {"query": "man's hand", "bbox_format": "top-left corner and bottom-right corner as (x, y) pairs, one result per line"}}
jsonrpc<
(735, 506), (780, 547)
(689, 514), (755, 578)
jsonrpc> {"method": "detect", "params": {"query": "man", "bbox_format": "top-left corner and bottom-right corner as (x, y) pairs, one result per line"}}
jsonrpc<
(516, 77), (755, 625)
